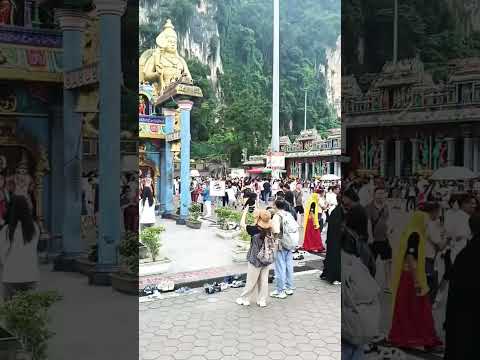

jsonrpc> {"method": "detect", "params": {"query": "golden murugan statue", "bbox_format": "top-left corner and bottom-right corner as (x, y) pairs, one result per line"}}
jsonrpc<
(139, 19), (192, 96)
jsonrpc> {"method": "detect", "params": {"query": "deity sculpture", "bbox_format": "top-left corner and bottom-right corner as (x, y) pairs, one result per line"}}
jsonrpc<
(139, 19), (192, 97)
(439, 141), (448, 167)
(138, 97), (146, 115)
(368, 142), (376, 169)
(359, 142), (366, 168)
(0, 0), (14, 25)
(13, 151), (34, 208)
(421, 139), (429, 168)
(432, 140), (440, 169)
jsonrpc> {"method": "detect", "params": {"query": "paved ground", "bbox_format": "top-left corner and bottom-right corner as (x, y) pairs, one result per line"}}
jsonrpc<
(139, 271), (341, 360)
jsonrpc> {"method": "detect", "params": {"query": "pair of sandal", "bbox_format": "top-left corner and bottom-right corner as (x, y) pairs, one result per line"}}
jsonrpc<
(157, 280), (175, 292)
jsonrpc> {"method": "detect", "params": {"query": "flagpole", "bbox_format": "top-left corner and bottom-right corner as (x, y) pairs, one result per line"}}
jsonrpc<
(272, 0), (280, 152)
(304, 89), (307, 130)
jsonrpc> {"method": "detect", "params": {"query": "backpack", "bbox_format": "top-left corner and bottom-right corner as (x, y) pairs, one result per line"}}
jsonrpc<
(278, 211), (299, 250)
(256, 233), (277, 266)
(341, 251), (381, 345)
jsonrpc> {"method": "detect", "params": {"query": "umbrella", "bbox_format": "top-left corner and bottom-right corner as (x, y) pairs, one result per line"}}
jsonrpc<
(247, 167), (272, 174)
(430, 166), (477, 181)
(190, 169), (200, 177)
(320, 174), (340, 181)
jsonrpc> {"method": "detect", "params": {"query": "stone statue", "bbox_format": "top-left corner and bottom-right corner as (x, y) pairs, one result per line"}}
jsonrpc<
(139, 19), (192, 96)
(83, 16), (100, 65)
(0, 0), (14, 25)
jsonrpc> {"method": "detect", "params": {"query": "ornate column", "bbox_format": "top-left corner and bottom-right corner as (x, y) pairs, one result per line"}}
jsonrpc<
(54, 9), (87, 267)
(410, 138), (418, 175)
(473, 138), (479, 174)
(379, 139), (386, 177)
(24, 0), (33, 27)
(305, 162), (309, 180)
(93, 0), (127, 284)
(50, 106), (63, 249)
(176, 100), (193, 225)
(162, 108), (175, 217)
(395, 139), (403, 177)
(463, 126), (473, 170)
(446, 138), (455, 167)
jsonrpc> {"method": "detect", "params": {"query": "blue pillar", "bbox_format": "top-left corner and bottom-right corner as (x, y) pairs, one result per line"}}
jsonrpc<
(93, 0), (126, 283)
(158, 149), (165, 212)
(162, 108), (175, 217)
(176, 100), (193, 225)
(54, 9), (87, 259)
(50, 107), (64, 242)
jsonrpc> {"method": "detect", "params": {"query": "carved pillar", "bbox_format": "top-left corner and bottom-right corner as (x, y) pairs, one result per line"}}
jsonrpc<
(410, 138), (418, 175)
(24, 0), (33, 27)
(395, 139), (403, 177)
(177, 100), (194, 225)
(379, 139), (386, 177)
(446, 138), (455, 167)
(54, 9), (87, 261)
(162, 108), (175, 217)
(473, 138), (479, 174)
(463, 126), (473, 170)
(93, 0), (127, 283)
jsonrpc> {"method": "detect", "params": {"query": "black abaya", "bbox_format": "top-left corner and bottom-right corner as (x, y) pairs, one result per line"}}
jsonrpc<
(322, 205), (343, 283)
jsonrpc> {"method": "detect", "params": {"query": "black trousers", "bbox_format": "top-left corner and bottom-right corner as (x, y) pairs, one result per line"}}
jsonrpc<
(406, 196), (416, 211)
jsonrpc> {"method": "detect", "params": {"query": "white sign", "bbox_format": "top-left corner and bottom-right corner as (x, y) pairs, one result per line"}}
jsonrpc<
(230, 168), (245, 178)
(166, 131), (181, 142)
(210, 180), (226, 197)
(266, 152), (285, 169)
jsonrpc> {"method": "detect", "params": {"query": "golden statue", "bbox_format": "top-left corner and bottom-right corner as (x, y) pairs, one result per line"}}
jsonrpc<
(83, 16), (100, 65)
(139, 19), (192, 96)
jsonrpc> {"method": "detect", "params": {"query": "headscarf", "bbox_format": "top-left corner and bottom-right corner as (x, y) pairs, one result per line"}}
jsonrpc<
(391, 211), (429, 315)
(303, 193), (320, 238)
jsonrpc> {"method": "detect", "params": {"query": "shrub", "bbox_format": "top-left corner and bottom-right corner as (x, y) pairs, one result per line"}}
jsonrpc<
(118, 231), (139, 274)
(140, 226), (165, 262)
(0, 291), (62, 360)
(188, 202), (202, 223)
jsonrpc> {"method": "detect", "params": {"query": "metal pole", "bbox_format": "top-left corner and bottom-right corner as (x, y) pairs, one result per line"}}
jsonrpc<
(304, 89), (307, 130)
(393, 0), (398, 64)
(272, 0), (280, 152)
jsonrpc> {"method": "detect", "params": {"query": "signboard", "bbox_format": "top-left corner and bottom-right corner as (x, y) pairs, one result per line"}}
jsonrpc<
(230, 168), (246, 178)
(139, 115), (166, 139)
(166, 131), (180, 142)
(210, 180), (226, 197)
(266, 152), (285, 169)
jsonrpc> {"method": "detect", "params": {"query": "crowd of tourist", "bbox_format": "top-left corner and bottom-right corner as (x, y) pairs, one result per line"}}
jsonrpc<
(340, 172), (479, 360)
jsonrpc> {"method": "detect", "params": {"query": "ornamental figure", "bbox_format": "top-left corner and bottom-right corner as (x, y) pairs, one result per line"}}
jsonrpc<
(139, 19), (192, 96)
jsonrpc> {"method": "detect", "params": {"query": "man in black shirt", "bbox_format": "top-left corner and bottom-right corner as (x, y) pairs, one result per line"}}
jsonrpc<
(284, 185), (294, 208)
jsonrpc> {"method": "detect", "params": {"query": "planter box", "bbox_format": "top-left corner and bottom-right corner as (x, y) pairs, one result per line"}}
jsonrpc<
(232, 239), (250, 263)
(139, 258), (172, 276)
(74, 257), (96, 275)
(0, 327), (20, 360)
(111, 272), (139, 295)
(186, 220), (202, 229)
(216, 229), (241, 240)
(139, 244), (148, 260)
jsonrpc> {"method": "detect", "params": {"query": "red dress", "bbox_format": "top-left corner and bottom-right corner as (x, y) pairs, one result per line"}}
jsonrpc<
(303, 216), (325, 252)
(389, 270), (442, 348)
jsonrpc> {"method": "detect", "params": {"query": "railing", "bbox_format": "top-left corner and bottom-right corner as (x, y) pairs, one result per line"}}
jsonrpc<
(0, 24), (61, 48)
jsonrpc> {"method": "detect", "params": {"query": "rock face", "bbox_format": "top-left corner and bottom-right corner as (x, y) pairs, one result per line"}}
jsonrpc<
(323, 36), (341, 117)
(447, 0), (480, 35)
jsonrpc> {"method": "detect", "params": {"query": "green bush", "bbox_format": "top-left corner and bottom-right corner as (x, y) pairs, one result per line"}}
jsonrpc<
(0, 291), (62, 360)
(239, 230), (250, 242)
(140, 226), (165, 262)
(188, 202), (202, 223)
(118, 231), (140, 274)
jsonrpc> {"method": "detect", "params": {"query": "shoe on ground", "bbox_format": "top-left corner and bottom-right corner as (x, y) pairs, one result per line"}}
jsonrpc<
(270, 290), (287, 299)
(236, 297), (250, 306)
(257, 300), (267, 307)
(285, 289), (294, 296)
(332, 281), (341, 285)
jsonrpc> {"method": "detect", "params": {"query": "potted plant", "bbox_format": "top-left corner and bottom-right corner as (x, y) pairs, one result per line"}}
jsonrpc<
(215, 207), (241, 239)
(139, 226), (171, 276)
(112, 231), (140, 295)
(186, 203), (202, 229)
(0, 291), (62, 360)
(232, 230), (251, 262)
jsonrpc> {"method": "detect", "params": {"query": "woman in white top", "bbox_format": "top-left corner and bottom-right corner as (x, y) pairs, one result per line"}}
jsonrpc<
(1, 195), (40, 300)
(139, 187), (156, 230)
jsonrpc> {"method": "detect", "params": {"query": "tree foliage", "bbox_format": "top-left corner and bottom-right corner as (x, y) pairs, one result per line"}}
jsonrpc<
(140, 0), (340, 166)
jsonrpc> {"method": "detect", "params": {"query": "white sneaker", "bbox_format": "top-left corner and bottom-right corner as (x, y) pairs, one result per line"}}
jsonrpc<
(270, 290), (287, 299)
(285, 289), (294, 296)
(333, 281), (341, 285)
(257, 300), (267, 307)
(236, 297), (250, 306)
